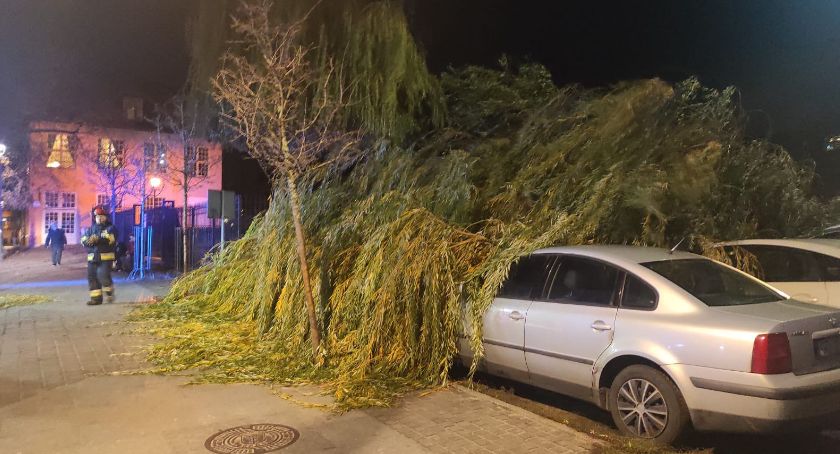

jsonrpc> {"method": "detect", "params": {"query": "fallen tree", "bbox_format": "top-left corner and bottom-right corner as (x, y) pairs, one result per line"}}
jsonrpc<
(133, 4), (833, 411)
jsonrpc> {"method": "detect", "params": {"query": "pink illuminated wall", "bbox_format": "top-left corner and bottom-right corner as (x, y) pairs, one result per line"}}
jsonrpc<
(28, 121), (222, 245)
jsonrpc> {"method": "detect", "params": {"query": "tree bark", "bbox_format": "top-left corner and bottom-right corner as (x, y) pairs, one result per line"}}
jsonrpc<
(287, 171), (321, 357)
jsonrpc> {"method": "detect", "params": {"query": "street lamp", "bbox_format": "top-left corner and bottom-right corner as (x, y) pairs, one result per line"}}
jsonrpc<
(0, 143), (7, 261)
(149, 176), (162, 207)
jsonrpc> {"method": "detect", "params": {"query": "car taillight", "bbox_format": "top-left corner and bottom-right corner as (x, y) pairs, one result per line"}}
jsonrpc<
(751, 333), (792, 374)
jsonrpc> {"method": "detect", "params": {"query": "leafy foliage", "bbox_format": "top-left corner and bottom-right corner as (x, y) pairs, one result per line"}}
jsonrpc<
(187, 0), (443, 140)
(134, 62), (832, 410)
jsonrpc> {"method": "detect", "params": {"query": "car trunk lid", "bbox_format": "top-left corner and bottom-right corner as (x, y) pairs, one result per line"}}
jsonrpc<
(715, 300), (840, 375)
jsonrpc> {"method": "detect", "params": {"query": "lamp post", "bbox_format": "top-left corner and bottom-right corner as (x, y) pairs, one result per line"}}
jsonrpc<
(0, 143), (7, 262)
(149, 176), (162, 206)
(147, 176), (162, 274)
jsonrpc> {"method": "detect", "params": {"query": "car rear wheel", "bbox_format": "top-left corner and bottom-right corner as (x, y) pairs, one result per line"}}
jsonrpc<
(608, 365), (689, 445)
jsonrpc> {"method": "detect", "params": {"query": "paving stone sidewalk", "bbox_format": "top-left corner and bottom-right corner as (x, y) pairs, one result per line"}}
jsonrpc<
(366, 387), (599, 454)
(0, 249), (601, 453)
(0, 283), (164, 406)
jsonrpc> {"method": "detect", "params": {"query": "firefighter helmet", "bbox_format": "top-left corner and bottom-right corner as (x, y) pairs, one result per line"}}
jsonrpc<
(94, 206), (107, 216)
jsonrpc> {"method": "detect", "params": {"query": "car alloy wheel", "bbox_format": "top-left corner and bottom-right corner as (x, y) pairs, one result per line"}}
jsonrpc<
(615, 378), (669, 438)
(608, 365), (689, 444)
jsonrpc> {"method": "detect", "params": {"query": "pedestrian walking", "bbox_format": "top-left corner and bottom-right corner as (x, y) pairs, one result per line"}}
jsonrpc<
(81, 206), (118, 305)
(44, 222), (67, 266)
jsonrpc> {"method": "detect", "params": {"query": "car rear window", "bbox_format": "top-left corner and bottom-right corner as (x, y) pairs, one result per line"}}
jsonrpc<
(642, 259), (784, 306)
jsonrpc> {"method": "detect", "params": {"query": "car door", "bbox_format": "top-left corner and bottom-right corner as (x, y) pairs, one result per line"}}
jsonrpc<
(524, 255), (621, 401)
(478, 254), (556, 382)
(814, 252), (840, 308)
(741, 245), (829, 305)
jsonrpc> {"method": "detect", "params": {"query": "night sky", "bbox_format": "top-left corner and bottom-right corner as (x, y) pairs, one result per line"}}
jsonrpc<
(2, 0), (840, 194)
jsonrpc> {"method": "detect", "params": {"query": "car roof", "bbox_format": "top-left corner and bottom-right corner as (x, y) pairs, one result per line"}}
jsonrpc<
(718, 238), (840, 256)
(823, 224), (840, 233)
(532, 245), (704, 265)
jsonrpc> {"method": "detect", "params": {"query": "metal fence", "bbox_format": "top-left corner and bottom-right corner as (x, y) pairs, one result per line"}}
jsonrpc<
(112, 193), (267, 273)
(173, 195), (244, 272)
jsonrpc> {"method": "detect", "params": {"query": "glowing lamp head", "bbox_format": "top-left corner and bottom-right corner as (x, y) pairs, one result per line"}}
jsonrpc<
(149, 176), (162, 188)
(47, 160), (61, 168)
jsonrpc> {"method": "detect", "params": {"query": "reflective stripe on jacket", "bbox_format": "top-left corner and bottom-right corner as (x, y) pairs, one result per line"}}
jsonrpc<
(82, 223), (118, 262)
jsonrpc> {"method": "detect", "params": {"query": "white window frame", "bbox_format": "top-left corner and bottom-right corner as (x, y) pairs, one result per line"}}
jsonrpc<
(44, 191), (59, 208)
(44, 212), (59, 233)
(61, 192), (76, 209)
(146, 196), (164, 208)
(61, 212), (75, 234)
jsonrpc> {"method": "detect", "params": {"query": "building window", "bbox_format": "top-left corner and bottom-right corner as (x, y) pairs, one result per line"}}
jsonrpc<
(146, 196), (164, 208)
(97, 194), (121, 209)
(44, 212), (58, 233)
(46, 133), (75, 168)
(144, 142), (167, 173)
(44, 191), (59, 208)
(98, 138), (125, 168)
(61, 192), (75, 208)
(187, 146), (208, 177)
(61, 212), (75, 234)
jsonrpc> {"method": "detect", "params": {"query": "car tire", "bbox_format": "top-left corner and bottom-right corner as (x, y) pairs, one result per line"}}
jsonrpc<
(608, 365), (689, 445)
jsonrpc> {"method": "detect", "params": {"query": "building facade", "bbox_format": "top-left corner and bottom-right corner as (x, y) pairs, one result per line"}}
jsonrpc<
(27, 120), (222, 246)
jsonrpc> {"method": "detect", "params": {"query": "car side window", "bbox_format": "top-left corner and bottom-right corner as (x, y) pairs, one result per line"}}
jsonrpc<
(621, 274), (657, 310)
(497, 255), (556, 300)
(546, 256), (620, 306)
(741, 245), (822, 282)
(815, 252), (840, 282)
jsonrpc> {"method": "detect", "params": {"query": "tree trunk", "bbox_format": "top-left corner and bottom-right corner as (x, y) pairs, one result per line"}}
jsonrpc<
(182, 185), (189, 273)
(110, 185), (117, 220)
(287, 171), (321, 357)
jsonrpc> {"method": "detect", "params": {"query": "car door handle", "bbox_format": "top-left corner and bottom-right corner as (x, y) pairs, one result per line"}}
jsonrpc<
(509, 311), (525, 321)
(591, 321), (612, 331)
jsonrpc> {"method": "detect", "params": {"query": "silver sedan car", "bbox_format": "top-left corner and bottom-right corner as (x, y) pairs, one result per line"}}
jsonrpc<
(458, 245), (840, 444)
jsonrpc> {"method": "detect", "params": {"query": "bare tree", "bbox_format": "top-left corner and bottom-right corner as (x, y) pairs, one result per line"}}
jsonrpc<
(0, 142), (31, 213)
(150, 95), (219, 273)
(79, 134), (144, 220)
(213, 0), (360, 357)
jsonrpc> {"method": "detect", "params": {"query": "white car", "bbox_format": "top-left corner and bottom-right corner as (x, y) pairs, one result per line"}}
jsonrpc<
(458, 245), (840, 444)
(717, 239), (840, 307)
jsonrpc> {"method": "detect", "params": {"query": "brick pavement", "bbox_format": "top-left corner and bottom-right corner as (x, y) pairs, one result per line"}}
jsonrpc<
(366, 386), (600, 454)
(0, 282), (166, 407)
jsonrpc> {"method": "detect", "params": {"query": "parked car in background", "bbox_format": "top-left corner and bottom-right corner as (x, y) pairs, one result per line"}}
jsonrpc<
(717, 239), (840, 307)
(459, 245), (840, 444)
(819, 224), (840, 239)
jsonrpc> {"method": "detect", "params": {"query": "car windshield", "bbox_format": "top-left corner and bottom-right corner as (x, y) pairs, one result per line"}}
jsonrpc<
(642, 259), (785, 307)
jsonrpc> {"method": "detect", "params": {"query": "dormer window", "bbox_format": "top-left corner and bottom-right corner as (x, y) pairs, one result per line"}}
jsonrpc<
(123, 97), (144, 122)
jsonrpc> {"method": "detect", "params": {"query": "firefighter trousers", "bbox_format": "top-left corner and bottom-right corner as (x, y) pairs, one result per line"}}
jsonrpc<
(87, 261), (114, 303)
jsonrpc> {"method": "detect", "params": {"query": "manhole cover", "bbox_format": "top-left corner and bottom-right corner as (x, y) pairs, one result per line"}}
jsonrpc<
(205, 423), (300, 454)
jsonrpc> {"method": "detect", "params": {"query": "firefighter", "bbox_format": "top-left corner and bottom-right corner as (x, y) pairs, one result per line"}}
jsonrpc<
(81, 206), (118, 305)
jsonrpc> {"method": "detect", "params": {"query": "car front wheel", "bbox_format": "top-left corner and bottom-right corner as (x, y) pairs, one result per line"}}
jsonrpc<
(608, 365), (689, 445)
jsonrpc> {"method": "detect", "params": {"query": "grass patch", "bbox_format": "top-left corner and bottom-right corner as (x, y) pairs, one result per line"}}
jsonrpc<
(0, 294), (53, 310)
